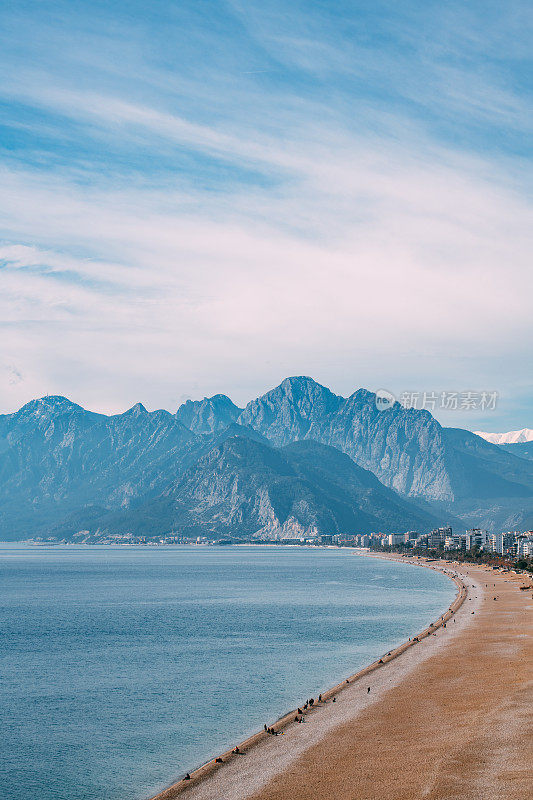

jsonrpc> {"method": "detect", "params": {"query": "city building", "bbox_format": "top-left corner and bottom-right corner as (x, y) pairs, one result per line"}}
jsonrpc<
(517, 535), (533, 557)
(487, 532), (517, 555)
(429, 526), (452, 549)
(387, 533), (405, 546)
(444, 534), (466, 551)
(465, 528), (487, 550)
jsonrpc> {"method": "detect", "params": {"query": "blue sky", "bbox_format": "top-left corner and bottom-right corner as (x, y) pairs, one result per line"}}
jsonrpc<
(1, 0), (531, 430)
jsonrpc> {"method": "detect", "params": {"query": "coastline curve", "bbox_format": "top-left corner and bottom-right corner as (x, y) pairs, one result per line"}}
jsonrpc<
(147, 553), (467, 800)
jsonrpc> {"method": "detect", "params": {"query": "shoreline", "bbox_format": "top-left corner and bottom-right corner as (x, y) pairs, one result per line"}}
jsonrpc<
(147, 552), (468, 800)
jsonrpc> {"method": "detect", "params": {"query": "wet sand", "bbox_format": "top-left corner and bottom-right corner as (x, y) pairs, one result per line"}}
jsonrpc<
(149, 557), (532, 800)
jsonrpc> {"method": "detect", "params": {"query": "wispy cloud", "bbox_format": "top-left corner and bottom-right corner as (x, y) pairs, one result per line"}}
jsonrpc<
(0, 0), (531, 427)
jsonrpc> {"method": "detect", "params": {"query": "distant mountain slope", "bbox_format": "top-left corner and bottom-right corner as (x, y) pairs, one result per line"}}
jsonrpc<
(98, 435), (442, 539)
(237, 378), (533, 519)
(497, 441), (533, 462)
(474, 428), (533, 444)
(239, 377), (456, 499)
(176, 394), (242, 434)
(0, 396), (204, 539)
(436, 428), (533, 531)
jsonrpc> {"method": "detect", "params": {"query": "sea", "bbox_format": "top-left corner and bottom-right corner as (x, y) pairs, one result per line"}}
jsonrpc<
(0, 543), (456, 800)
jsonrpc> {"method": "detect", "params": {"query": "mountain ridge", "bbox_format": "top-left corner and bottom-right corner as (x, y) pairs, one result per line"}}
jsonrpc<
(1, 377), (531, 539)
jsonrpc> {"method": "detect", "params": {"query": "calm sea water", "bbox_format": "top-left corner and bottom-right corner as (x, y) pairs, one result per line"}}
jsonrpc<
(0, 544), (455, 800)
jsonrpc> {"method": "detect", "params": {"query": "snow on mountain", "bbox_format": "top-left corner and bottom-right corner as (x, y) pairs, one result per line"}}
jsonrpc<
(474, 428), (533, 445)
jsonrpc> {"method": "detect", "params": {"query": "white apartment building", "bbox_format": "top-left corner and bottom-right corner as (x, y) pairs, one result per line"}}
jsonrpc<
(387, 533), (406, 546)
(517, 535), (533, 557)
(444, 534), (465, 551)
(487, 531), (518, 555)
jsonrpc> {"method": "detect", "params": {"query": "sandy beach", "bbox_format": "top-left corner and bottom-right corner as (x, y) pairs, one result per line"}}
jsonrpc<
(149, 556), (533, 800)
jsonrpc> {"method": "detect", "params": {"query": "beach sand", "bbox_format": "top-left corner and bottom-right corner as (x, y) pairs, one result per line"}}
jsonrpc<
(149, 557), (532, 800)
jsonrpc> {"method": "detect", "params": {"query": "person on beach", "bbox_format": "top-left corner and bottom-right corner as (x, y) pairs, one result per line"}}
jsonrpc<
(367, 687), (371, 693)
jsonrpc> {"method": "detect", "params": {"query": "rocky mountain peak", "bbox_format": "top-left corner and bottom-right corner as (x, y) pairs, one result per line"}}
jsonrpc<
(122, 402), (148, 417)
(238, 376), (343, 446)
(266, 375), (342, 407)
(176, 393), (242, 434)
(16, 395), (85, 418)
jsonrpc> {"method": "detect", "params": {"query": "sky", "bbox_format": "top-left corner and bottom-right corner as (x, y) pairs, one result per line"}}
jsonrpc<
(0, 0), (531, 431)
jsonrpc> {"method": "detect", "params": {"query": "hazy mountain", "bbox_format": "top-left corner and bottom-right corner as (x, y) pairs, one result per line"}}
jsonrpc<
(237, 378), (533, 522)
(1, 379), (532, 540)
(0, 396), (204, 539)
(239, 377), (453, 499)
(497, 441), (533, 462)
(433, 427), (533, 531)
(98, 434), (442, 540)
(176, 394), (242, 434)
(474, 428), (533, 444)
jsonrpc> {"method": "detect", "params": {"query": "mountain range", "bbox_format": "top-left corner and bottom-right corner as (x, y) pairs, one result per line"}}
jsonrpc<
(1, 376), (532, 541)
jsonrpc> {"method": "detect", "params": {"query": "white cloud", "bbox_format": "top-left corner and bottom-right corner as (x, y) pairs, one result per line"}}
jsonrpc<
(1, 120), (531, 421)
(0, 1), (531, 427)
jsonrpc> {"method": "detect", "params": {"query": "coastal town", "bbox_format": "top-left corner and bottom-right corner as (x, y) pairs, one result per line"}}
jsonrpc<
(35, 525), (533, 574)
(325, 526), (533, 559)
